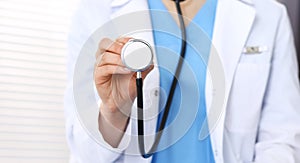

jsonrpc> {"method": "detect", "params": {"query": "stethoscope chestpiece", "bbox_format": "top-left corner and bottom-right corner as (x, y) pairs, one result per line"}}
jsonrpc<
(121, 39), (153, 73)
(121, 38), (154, 157)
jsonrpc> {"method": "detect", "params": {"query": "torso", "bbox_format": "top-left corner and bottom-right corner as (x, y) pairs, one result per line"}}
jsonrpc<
(162, 0), (206, 26)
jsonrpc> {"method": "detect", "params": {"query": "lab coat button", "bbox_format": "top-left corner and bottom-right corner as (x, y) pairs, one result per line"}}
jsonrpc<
(154, 90), (158, 96)
(214, 150), (218, 157)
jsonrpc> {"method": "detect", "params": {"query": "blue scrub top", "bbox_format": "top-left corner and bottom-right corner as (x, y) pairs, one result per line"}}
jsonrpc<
(147, 0), (218, 162)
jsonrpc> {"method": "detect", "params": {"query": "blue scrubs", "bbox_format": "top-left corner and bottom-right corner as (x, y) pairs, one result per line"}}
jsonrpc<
(147, 0), (218, 162)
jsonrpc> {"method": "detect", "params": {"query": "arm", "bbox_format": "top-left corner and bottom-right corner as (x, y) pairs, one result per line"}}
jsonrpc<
(64, 1), (130, 162)
(254, 5), (300, 163)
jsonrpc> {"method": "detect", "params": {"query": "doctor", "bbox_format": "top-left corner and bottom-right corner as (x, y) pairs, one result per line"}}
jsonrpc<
(65, 0), (300, 162)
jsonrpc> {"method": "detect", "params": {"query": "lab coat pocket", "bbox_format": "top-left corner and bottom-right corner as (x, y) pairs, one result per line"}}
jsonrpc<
(239, 48), (271, 64)
(225, 62), (270, 132)
(224, 62), (271, 162)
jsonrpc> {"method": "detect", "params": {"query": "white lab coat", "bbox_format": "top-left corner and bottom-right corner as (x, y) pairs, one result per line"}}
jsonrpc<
(64, 0), (300, 162)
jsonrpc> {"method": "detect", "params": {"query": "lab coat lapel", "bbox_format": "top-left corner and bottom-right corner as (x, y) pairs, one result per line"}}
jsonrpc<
(109, 0), (256, 161)
(205, 0), (255, 161)
(109, 0), (156, 61)
(110, 0), (137, 19)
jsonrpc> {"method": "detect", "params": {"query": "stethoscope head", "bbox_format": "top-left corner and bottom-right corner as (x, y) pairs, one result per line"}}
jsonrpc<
(121, 39), (153, 72)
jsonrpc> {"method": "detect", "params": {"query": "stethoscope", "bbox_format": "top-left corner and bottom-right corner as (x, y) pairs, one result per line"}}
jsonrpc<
(121, 0), (186, 158)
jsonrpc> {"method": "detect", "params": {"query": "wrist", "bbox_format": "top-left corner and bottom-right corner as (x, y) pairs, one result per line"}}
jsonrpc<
(98, 107), (130, 148)
(99, 103), (130, 131)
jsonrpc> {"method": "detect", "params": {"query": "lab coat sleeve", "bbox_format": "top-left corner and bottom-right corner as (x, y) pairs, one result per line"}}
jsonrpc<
(64, 1), (132, 162)
(254, 5), (300, 163)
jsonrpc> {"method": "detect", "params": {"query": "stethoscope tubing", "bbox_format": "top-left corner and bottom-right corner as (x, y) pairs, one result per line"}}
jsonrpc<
(137, 0), (187, 158)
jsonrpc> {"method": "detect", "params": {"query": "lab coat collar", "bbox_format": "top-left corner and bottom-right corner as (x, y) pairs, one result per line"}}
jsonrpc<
(205, 0), (255, 161)
(239, 0), (254, 5)
(109, 0), (254, 8)
(110, 0), (130, 8)
(108, 0), (256, 162)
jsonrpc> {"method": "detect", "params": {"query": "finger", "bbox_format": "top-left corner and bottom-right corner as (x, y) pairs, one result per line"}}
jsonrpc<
(99, 38), (123, 55)
(116, 37), (132, 45)
(95, 47), (102, 59)
(96, 52), (124, 67)
(141, 64), (154, 77)
(95, 65), (133, 77)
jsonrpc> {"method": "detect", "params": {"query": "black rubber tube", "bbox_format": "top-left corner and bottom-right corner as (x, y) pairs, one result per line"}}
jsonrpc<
(137, 0), (187, 158)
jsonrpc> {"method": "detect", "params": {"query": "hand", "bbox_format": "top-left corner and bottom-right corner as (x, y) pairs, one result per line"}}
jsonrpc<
(94, 37), (153, 135)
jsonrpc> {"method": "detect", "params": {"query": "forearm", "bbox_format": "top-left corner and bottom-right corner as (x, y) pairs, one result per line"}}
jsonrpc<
(98, 103), (130, 148)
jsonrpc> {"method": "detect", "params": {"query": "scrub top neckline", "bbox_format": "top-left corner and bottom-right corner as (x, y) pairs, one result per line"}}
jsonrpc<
(153, 0), (215, 30)
(148, 0), (218, 162)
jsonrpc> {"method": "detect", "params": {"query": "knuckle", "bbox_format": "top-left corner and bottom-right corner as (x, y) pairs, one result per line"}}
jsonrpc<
(95, 49), (101, 59)
(99, 38), (112, 52)
(95, 66), (102, 73)
(99, 38), (124, 54)
(96, 51), (103, 61)
(101, 53), (108, 63)
(94, 69), (102, 79)
(99, 38), (109, 47)
(117, 37), (132, 44)
(104, 66), (112, 73)
(111, 42), (122, 54)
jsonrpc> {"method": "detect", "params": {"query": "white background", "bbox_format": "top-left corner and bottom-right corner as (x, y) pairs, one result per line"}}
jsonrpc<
(0, 0), (298, 162)
(0, 0), (79, 162)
